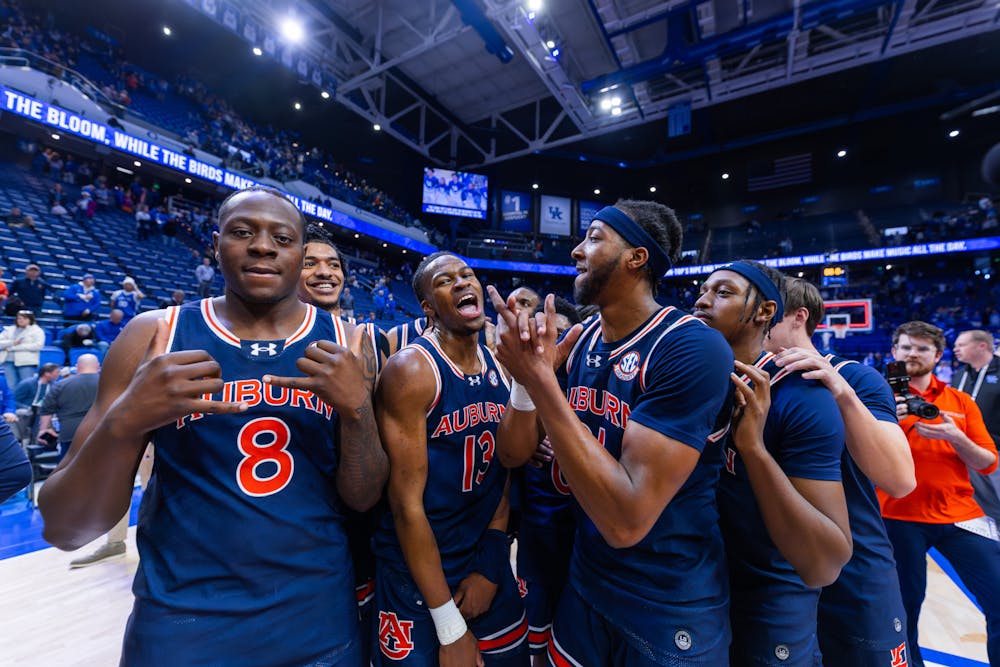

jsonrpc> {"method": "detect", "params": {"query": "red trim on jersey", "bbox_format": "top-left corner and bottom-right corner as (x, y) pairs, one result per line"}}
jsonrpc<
(355, 579), (375, 606)
(201, 299), (241, 347)
(565, 317), (602, 376)
(202, 299), (321, 348)
(285, 304), (318, 346)
(527, 626), (551, 648)
(546, 631), (583, 667)
(638, 313), (700, 391)
(163, 305), (180, 352)
(410, 345), (442, 416)
(422, 333), (485, 381)
(606, 307), (675, 359)
(478, 611), (528, 652)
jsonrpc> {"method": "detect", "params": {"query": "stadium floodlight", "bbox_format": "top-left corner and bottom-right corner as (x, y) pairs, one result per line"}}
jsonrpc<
(527, 0), (543, 12)
(649, 186), (657, 193)
(402, 249), (407, 254)
(354, 233), (360, 239)
(594, 188), (601, 195)
(281, 17), (305, 43)
(184, 178), (192, 184)
(252, 47), (263, 56)
(546, 40), (555, 49)
(837, 149), (847, 158)
(162, 26), (172, 37)
(611, 107), (622, 116)
(134, 161), (141, 167)
(532, 183), (539, 189)
(373, 123), (382, 131)
(611, 96), (621, 107)
(51, 133), (60, 140)
(294, 102), (302, 110)
(600, 98), (612, 111)
(382, 243), (388, 248)
(321, 91), (330, 99)
(722, 172), (730, 180)
(948, 129), (960, 138)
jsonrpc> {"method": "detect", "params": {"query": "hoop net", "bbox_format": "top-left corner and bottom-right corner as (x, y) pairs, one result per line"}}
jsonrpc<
(831, 323), (849, 339)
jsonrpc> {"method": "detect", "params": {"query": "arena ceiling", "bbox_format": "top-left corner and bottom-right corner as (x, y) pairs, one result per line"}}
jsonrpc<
(182, 0), (999, 168)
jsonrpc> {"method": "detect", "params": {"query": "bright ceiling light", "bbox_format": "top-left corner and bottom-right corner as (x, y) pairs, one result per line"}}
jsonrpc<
(162, 26), (172, 36)
(594, 188), (601, 195)
(599, 98), (612, 111)
(321, 91), (330, 99)
(51, 133), (60, 140)
(532, 183), (539, 190)
(722, 172), (730, 180)
(373, 123), (382, 131)
(837, 149), (847, 158)
(281, 17), (305, 43)
(948, 129), (960, 138)
(293, 102), (301, 110)
(133, 161), (141, 167)
(611, 107), (622, 116)
(184, 178), (192, 183)
(252, 46), (263, 56)
(546, 40), (555, 49)
(611, 96), (621, 107)
(649, 186), (657, 193)
(527, 0), (543, 11)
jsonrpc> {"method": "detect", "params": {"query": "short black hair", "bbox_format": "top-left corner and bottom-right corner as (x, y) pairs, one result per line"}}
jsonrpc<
(412, 251), (460, 302)
(218, 185), (306, 231)
(612, 199), (682, 295)
(741, 260), (787, 335)
(304, 223), (348, 275)
(553, 296), (581, 326)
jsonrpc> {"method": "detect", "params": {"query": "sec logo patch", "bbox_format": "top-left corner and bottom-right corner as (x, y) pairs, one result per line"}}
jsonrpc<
(614, 351), (641, 382)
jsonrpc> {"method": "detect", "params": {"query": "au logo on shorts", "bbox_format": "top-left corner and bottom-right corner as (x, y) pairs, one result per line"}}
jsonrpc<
(614, 351), (641, 382)
(378, 611), (415, 660)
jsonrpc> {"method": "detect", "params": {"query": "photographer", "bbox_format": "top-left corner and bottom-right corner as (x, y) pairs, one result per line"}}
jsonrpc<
(879, 321), (1000, 667)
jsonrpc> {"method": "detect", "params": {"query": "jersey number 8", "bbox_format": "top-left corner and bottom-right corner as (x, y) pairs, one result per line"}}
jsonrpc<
(237, 417), (295, 497)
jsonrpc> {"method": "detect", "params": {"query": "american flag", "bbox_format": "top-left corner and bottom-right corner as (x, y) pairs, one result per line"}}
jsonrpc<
(747, 153), (813, 192)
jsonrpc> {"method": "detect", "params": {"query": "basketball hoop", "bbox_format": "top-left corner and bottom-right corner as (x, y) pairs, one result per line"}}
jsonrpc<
(831, 323), (849, 339)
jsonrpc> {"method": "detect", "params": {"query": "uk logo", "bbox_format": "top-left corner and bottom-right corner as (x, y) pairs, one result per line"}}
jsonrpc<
(614, 351), (641, 381)
(586, 354), (602, 367)
(378, 611), (415, 660)
(548, 206), (563, 220)
(890, 642), (908, 667)
(468, 375), (482, 387)
(248, 342), (278, 357)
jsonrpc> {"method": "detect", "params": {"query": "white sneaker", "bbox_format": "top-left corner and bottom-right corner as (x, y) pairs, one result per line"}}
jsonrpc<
(69, 541), (126, 568)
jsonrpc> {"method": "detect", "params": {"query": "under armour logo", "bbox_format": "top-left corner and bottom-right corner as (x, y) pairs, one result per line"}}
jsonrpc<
(548, 206), (563, 220)
(468, 376), (482, 387)
(586, 354), (602, 367)
(249, 342), (278, 357)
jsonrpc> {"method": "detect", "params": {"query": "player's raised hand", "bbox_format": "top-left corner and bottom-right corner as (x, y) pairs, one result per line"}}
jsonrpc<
(729, 360), (772, 454)
(263, 339), (368, 417)
(124, 318), (247, 432)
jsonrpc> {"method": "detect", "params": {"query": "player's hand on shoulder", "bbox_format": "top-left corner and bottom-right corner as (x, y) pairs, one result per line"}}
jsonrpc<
(122, 317), (246, 432)
(264, 339), (368, 417)
(439, 630), (483, 667)
(774, 347), (849, 399)
(729, 360), (772, 452)
(453, 572), (498, 621)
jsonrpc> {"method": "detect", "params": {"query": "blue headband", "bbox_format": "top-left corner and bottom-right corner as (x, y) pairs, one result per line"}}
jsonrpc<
(593, 206), (672, 278)
(712, 260), (784, 322)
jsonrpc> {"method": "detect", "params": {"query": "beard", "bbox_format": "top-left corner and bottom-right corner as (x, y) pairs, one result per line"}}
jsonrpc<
(573, 255), (617, 306)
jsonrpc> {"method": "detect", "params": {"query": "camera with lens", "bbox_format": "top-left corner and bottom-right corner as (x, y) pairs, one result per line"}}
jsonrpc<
(886, 361), (940, 420)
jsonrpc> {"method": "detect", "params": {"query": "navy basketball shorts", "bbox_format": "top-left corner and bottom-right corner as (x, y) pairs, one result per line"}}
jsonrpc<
(516, 521), (574, 655)
(818, 634), (909, 667)
(730, 588), (822, 667)
(373, 564), (529, 666)
(547, 584), (731, 666)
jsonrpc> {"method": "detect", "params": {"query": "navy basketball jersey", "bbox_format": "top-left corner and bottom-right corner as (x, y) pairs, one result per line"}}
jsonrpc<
(818, 355), (907, 650)
(391, 317), (427, 351)
(719, 351), (845, 665)
(562, 307), (734, 660)
(374, 334), (510, 585)
(361, 321), (389, 376)
(125, 299), (358, 666)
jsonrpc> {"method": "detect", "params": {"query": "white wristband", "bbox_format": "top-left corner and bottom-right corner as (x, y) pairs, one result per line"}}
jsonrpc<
(509, 379), (536, 412)
(429, 599), (467, 646)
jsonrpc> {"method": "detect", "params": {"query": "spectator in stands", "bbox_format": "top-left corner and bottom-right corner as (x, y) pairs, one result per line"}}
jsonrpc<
(385, 292), (396, 320)
(48, 152), (64, 181)
(10, 264), (48, 319)
(74, 190), (96, 221)
(0, 310), (45, 388)
(109, 277), (144, 323)
(49, 182), (68, 215)
(0, 266), (7, 311)
(135, 203), (152, 240)
(95, 310), (126, 354)
(62, 273), (99, 321)
(157, 289), (186, 309)
(952, 329), (1000, 525)
(372, 285), (387, 319)
(194, 256), (215, 298)
(5, 205), (36, 230)
(162, 213), (178, 247)
(58, 323), (98, 364)
(37, 353), (100, 464)
(94, 179), (111, 208)
(14, 363), (62, 445)
(340, 286), (355, 320)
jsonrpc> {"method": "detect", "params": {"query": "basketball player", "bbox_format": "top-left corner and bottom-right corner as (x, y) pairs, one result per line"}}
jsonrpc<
(507, 287), (540, 315)
(693, 261), (852, 666)
(298, 221), (388, 666)
(39, 186), (388, 666)
(766, 278), (914, 665)
(373, 251), (528, 666)
(490, 200), (735, 666)
(511, 296), (579, 663)
(385, 314), (428, 356)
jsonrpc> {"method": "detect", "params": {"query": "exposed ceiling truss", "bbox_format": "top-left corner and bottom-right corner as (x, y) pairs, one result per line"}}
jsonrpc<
(196, 0), (1000, 168)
